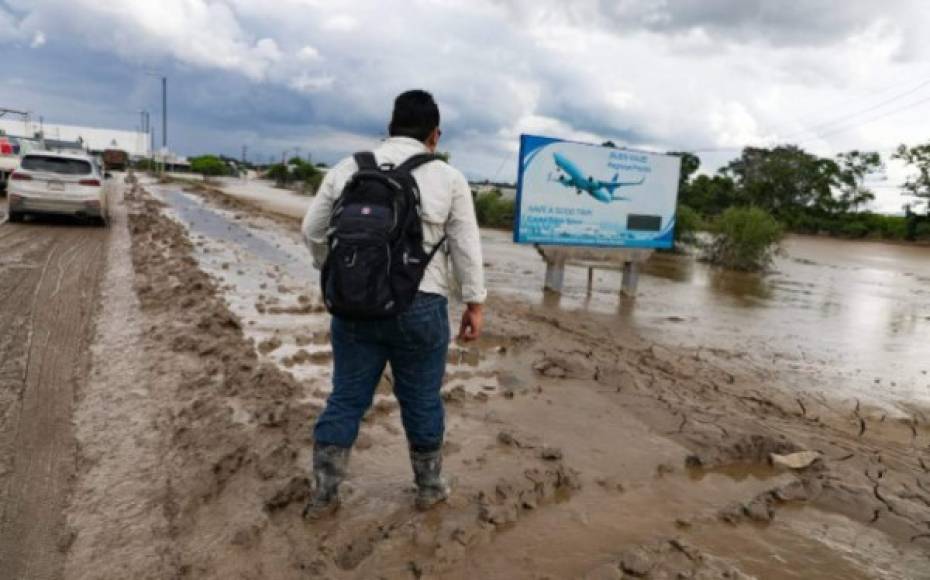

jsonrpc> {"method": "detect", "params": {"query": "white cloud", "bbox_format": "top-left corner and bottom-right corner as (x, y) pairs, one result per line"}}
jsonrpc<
(290, 73), (334, 94)
(2, 0), (930, 209)
(297, 45), (322, 61)
(0, 7), (25, 42)
(30, 31), (46, 48)
(709, 101), (767, 148)
(322, 14), (359, 32)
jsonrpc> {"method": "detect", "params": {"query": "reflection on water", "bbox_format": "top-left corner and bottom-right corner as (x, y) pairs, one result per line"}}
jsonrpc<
(483, 231), (930, 410)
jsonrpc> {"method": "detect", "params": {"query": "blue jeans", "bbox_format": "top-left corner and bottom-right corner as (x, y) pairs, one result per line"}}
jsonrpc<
(314, 292), (450, 453)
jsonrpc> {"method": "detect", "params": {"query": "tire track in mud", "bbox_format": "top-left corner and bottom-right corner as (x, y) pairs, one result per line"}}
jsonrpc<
(0, 220), (107, 580)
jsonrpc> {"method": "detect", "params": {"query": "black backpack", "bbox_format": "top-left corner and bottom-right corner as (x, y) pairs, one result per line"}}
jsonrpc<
(321, 151), (445, 319)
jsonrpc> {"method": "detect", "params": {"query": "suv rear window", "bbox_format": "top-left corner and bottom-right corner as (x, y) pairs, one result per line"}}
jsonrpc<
(21, 155), (93, 175)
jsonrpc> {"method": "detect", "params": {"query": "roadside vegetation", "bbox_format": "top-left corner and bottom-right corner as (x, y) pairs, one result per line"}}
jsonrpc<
(674, 142), (930, 243)
(266, 156), (324, 194)
(673, 204), (703, 247)
(190, 155), (232, 181)
(474, 188), (515, 229)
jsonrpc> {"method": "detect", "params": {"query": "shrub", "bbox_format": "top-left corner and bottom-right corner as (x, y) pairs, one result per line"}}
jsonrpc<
(474, 189), (515, 229)
(292, 161), (321, 183)
(301, 172), (325, 196)
(674, 204), (703, 247)
(704, 206), (782, 271)
(190, 155), (229, 180)
(266, 163), (289, 185)
(915, 220), (930, 240)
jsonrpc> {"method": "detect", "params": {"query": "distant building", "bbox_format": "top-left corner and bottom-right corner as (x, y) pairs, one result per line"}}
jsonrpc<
(0, 118), (150, 157)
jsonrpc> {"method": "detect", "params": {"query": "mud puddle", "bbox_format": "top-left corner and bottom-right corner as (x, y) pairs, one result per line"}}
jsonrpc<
(154, 184), (510, 398)
(479, 229), (930, 415)
(695, 507), (929, 580)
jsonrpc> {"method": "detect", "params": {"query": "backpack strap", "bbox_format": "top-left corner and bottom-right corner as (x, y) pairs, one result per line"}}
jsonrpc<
(395, 153), (443, 175)
(353, 151), (378, 171)
(396, 153), (446, 263)
(426, 234), (447, 262)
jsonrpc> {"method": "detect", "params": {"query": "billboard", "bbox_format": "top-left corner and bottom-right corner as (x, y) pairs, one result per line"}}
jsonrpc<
(514, 134), (682, 249)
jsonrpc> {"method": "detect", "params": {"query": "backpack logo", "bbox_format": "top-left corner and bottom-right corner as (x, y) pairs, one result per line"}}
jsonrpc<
(361, 206), (372, 215)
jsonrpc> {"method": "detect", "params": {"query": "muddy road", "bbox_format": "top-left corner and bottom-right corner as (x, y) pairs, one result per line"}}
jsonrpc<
(0, 178), (928, 579)
(146, 179), (930, 578)
(0, 217), (107, 579)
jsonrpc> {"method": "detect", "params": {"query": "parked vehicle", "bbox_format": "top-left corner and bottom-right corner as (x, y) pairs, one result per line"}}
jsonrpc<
(102, 148), (129, 171)
(6, 151), (111, 225)
(0, 136), (24, 195)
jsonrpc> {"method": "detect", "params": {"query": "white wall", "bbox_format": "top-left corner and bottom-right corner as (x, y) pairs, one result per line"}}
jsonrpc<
(0, 119), (150, 157)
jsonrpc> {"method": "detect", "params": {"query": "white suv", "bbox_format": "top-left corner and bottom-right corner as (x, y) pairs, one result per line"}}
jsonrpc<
(6, 151), (111, 225)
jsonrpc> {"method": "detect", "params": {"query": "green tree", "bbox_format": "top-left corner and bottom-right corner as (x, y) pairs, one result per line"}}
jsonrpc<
(669, 151), (700, 192)
(722, 145), (841, 227)
(835, 150), (881, 213)
(680, 174), (738, 217)
(892, 143), (930, 215)
(190, 155), (229, 180)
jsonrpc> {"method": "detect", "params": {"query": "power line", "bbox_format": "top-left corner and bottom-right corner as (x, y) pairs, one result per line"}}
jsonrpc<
(778, 75), (930, 140)
(764, 72), (930, 136)
(681, 73), (930, 154)
(800, 93), (930, 143)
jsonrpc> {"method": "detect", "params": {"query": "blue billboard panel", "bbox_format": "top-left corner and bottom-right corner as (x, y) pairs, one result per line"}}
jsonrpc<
(514, 134), (682, 249)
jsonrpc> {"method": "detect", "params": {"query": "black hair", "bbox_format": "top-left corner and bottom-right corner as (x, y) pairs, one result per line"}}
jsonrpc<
(389, 90), (440, 142)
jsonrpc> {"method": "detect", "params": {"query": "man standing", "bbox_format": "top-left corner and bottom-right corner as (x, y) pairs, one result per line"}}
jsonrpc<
(300, 90), (486, 517)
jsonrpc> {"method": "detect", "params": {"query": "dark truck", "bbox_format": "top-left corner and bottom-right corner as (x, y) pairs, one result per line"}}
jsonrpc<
(102, 148), (129, 172)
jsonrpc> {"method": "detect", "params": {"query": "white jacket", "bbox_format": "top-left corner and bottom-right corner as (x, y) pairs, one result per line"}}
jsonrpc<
(301, 137), (487, 304)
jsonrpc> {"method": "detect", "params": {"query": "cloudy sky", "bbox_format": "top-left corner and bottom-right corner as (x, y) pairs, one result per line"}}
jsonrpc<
(2, 0), (929, 211)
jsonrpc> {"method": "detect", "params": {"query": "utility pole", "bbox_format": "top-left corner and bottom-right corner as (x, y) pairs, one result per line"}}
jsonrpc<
(146, 72), (167, 173)
(242, 145), (248, 164)
(139, 110), (150, 156)
(161, 76), (167, 151)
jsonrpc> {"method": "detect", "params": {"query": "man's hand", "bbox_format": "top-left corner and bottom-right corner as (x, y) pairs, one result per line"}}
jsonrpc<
(458, 303), (483, 342)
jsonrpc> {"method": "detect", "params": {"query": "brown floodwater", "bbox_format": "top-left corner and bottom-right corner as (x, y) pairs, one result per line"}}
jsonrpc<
(482, 231), (930, 413)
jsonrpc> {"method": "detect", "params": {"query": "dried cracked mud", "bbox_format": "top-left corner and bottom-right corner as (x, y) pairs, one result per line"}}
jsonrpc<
(1, 178), (928, 579)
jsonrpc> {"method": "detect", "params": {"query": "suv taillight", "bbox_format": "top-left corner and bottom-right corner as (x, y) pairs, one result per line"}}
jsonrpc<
(79, 178), (101, 186)
(10, 172), (31, 181)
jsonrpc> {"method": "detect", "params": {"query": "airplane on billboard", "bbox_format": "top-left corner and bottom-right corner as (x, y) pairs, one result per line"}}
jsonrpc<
(550, 152), (644, 203)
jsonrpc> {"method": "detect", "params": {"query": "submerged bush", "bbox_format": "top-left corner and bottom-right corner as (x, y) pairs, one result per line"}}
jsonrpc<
(474, 189), (515, 229)
(704, 206), (782, 271)
(674, 204), (703, 248)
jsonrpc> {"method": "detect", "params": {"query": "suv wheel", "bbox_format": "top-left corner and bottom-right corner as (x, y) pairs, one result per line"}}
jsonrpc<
(7, 211), (22, 223)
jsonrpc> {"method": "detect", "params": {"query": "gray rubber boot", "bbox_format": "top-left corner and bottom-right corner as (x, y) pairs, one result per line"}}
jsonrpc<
(410, 448), (450, 511)
(303, 444), (350, 520)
